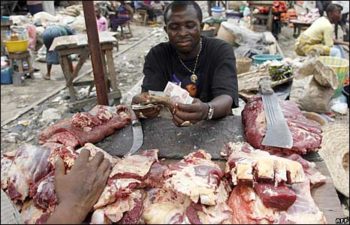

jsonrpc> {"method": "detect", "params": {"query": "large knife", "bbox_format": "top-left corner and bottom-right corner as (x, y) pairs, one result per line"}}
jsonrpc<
(259, 77), (293, 149)
(125, 109), (143, 156)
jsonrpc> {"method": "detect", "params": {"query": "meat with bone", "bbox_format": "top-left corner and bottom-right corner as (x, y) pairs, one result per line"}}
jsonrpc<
(242, 96), (322, 155)
(94, 149), (159, 209)
(164, 150), (224, 206)
(39, 105), (132, 148)
(2, 145), (52, 202)
(223, 142), (305, 186)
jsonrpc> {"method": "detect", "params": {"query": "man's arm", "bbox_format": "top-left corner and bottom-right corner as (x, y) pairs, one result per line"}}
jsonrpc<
(334, 39), (350, 46)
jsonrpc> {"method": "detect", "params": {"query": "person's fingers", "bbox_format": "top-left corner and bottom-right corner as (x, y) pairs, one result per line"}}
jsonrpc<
(89, 152), (105, 168)
(54, 156), (65, 177)
(173, 114), (184, 126)
(175, 110), (202, 122)
(97, 158), (111, 175)
(74, 149), (91, 166)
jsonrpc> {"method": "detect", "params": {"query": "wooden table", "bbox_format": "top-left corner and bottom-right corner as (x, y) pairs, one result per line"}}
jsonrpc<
(290, 19), (312, 38)
(50, 32), (121, 108)
(98, 115), (345, 223)
(248, 2), (274, 32)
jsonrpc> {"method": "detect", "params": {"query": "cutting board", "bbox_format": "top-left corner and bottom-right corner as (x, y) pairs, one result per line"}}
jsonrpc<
(97, 115), (244, 160)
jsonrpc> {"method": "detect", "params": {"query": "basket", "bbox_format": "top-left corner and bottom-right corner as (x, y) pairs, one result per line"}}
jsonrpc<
(236, 57), (252, 74)
(252, 54), (283, 64)
(318, 56), (349, 97)
(4, 40), (28, 53)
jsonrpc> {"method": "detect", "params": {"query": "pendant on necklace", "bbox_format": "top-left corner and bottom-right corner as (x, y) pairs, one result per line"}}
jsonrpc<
(190, 74), (198, 83)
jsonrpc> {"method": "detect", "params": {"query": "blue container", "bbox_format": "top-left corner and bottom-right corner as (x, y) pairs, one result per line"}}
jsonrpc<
(1, 67), (13, 84)
(252, 54), (283, 64)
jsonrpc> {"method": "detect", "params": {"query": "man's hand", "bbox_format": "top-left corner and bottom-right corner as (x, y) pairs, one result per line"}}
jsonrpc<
(172, 98), (209, 126)
(46, 150), (111, 224)
(132, 92), (161, 119)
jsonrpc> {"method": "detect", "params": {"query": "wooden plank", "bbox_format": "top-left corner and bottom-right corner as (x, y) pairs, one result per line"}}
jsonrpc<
(59, 56), (76, 101)
(105, 49), (118, 90)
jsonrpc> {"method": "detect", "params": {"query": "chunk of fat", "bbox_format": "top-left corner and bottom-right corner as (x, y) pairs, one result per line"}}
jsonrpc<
(255, 158), (274, 180)
(110, 155), (155, 178)
(165, 165), (217, 206)
(284, 160), (305, 183)
(143, 201), (188, 224)
(236, 162), (254, 181)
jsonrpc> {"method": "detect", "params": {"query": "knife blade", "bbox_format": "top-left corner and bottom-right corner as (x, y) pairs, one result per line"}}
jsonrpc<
(125, 109), (143, 156)
(259, 77), (293, 149)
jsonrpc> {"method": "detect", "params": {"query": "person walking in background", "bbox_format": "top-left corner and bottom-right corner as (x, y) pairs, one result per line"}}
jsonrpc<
(27, 1), (43, 15)
(42, 24), (75, 80)
(95, 7), (108, 32)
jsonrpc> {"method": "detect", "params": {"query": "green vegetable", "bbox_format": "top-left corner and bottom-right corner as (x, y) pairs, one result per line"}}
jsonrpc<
(269, 65), (293, 81)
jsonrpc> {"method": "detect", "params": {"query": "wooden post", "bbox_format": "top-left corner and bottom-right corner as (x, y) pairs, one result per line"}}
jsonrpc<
(82, 1), (109, 105)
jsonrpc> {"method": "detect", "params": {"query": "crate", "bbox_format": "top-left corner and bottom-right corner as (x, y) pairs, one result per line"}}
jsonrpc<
(1, 67), (12, 84)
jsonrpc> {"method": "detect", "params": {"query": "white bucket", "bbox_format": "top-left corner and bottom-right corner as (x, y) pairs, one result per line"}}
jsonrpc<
(212, 7), (225, 19)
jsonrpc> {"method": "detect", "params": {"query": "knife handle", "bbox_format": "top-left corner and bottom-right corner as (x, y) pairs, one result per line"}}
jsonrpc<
(130, 109), (141, 126)
(259, 76), (274, 95)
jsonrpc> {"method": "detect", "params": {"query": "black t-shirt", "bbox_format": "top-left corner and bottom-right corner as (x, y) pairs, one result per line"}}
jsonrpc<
(142, 36), (239, 108)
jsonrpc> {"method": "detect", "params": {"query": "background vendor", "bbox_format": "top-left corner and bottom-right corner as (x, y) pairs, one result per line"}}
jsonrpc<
(132, 1), (238, 127)
(295, 3), (349, 57)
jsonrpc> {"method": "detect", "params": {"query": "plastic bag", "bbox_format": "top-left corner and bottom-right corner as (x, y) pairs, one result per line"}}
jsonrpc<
(290, 58), (338, 113)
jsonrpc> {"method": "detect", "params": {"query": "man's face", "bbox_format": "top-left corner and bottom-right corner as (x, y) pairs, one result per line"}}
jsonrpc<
(164, 5), (201, 54)
(329, 10), (342, 24)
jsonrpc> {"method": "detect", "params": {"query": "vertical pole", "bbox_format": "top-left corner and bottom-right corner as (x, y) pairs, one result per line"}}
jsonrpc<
(82, 1), (109, 105)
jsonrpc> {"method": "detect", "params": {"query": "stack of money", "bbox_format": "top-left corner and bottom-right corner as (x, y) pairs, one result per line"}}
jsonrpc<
(163, 82), (194, 104)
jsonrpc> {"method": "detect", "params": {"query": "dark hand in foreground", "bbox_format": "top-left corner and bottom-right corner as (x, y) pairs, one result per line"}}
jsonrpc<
(46, 150), (111, 224)
(172, 98), (209, 127)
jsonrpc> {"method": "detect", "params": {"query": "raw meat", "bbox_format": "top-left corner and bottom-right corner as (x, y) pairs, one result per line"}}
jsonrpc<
(94, 149), (159, 209)
(39, 105), (132, 148)
(164, 150), (224, 206)
(254, 183), (296, 211)
(2, 145), (52, 202)
(242, 96), (322, 155)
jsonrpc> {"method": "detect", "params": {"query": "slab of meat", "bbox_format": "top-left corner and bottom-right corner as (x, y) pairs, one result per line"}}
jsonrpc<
(225, 142), (327, 224)
(29, 171), (56, 212)
(2, 145), (52, 202)
(242, 96), (322, 155)
(277, 180), (327, 224)
(94, 149), (159, 209)
(164, 150), (224, 206)
(39, 105), (132, 148)
(228, 184), (279, 224)
(223, 142), (306, 186)
(254, 183), (296, 211)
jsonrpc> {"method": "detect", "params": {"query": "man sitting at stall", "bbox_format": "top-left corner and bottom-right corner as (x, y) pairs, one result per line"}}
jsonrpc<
(132, 1), (238, 127)
(295, 3), (349, 57)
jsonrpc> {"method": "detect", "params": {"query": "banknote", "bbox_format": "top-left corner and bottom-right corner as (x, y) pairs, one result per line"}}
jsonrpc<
(163, 82), (193, 104)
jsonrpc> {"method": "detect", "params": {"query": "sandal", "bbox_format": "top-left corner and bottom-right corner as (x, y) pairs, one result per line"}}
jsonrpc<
(42, 74), (51, 80)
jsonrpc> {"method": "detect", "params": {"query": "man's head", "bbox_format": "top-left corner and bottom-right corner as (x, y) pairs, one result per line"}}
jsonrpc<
(95, 7), (101, 18)
(326, 4), (342, 24)
(163, 1), (203, 55)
